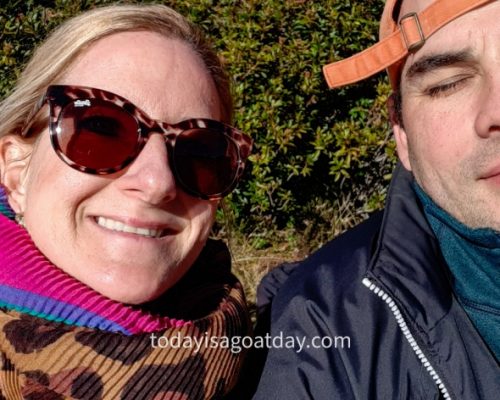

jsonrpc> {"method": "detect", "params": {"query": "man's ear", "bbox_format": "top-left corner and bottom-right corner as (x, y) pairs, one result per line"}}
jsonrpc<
(0, 135), (33, 214)
(388, 94), (412, 171)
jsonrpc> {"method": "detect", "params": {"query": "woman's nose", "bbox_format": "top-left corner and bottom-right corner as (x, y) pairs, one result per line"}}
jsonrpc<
(115, 133), (177, 205)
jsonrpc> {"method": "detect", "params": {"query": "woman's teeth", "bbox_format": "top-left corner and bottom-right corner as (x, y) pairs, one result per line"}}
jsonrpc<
(96, 217), (163, 238)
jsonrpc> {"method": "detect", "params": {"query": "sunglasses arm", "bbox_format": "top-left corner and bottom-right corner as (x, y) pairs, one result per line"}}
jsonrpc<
(21, 92), (49, 137)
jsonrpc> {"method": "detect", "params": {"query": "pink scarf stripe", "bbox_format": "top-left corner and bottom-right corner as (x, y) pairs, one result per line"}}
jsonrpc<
(0, 214), (189, 334)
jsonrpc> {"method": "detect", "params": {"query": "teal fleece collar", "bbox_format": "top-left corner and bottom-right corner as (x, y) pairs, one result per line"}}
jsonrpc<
(413, 183), (500, 361)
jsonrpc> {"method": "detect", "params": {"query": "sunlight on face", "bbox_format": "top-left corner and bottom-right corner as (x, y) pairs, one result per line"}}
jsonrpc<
(395, 1), (500, 231)
(20, 32), (221, 304)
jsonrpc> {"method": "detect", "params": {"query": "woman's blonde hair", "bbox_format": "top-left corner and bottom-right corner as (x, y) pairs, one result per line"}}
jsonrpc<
(0, 4), (233, 141)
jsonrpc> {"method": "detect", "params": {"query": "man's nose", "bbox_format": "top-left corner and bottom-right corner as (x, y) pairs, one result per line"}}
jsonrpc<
(474, 73), (500, 139)
(115, 134), (177, 205)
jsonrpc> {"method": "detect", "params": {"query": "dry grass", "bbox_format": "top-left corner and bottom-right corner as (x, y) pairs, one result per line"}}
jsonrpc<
(230, 236), (305, 312)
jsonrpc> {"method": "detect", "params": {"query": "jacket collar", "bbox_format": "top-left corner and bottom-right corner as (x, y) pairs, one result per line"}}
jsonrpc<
(367, 164), (500, 391)
(367, 163), (453, 330)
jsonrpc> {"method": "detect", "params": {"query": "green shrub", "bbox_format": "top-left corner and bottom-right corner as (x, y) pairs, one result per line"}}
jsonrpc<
(0, 0), (397, 245)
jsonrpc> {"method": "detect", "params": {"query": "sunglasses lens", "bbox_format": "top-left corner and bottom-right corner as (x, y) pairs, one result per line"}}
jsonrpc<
(56, 100), (139, 171)
(174, 128), (240, 197)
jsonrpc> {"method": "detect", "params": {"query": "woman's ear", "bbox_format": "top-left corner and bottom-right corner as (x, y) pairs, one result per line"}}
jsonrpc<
(388, 94), (412, 171)
(0, 135), (33, 214)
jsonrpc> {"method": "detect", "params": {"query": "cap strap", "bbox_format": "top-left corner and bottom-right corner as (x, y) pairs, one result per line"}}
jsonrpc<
(323, 0), (493, 89)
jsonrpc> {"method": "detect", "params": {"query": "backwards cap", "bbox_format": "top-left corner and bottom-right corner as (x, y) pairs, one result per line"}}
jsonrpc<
(323, 0), (493, 89)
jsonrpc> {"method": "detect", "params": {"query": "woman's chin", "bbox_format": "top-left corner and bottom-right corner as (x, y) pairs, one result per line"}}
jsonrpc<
(93, 282), (166, 305)
(76, 270), (173, 305)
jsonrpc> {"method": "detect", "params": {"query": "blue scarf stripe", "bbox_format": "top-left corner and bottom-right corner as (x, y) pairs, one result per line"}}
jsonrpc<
(0, 186), (15, 220)
(0, 284), (131, 335)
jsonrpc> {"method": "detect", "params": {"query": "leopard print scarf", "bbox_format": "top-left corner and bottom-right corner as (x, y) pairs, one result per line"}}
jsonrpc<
(0, 213), (250, 399)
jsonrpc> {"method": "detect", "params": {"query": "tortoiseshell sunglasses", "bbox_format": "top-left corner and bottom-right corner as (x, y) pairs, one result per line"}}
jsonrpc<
(23, 85), (252, 200)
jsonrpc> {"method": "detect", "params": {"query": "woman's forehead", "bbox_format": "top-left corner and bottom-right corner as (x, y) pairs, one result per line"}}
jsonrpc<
(59, 31), (221, 122)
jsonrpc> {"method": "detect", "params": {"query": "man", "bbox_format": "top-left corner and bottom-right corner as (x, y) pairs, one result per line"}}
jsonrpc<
(253, 0), (500, 398)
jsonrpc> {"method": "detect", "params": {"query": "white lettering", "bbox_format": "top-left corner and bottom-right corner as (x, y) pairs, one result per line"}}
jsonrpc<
(74, 99), (91, 107)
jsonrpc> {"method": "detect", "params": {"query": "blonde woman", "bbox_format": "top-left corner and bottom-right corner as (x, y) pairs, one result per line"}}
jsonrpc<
(0, 4), (252, 398)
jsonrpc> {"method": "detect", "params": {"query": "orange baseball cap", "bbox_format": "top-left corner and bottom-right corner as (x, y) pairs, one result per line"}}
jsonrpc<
(323, 0), (494, 89)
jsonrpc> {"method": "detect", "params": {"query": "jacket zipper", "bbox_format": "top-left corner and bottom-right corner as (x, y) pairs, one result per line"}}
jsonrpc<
(362, 277), (452, 400)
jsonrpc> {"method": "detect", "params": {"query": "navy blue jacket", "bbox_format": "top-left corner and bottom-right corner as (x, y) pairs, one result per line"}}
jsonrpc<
(253, 165), (500, 399)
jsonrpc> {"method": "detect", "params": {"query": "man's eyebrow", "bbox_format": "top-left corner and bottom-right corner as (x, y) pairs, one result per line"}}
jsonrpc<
(405, 50), (474, 80)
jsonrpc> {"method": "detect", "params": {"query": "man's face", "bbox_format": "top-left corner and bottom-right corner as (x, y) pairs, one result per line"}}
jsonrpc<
(394, 0), (500, 230)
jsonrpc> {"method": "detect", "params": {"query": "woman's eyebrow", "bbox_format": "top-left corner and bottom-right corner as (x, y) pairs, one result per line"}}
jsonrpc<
(405, 49), (475, 81)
